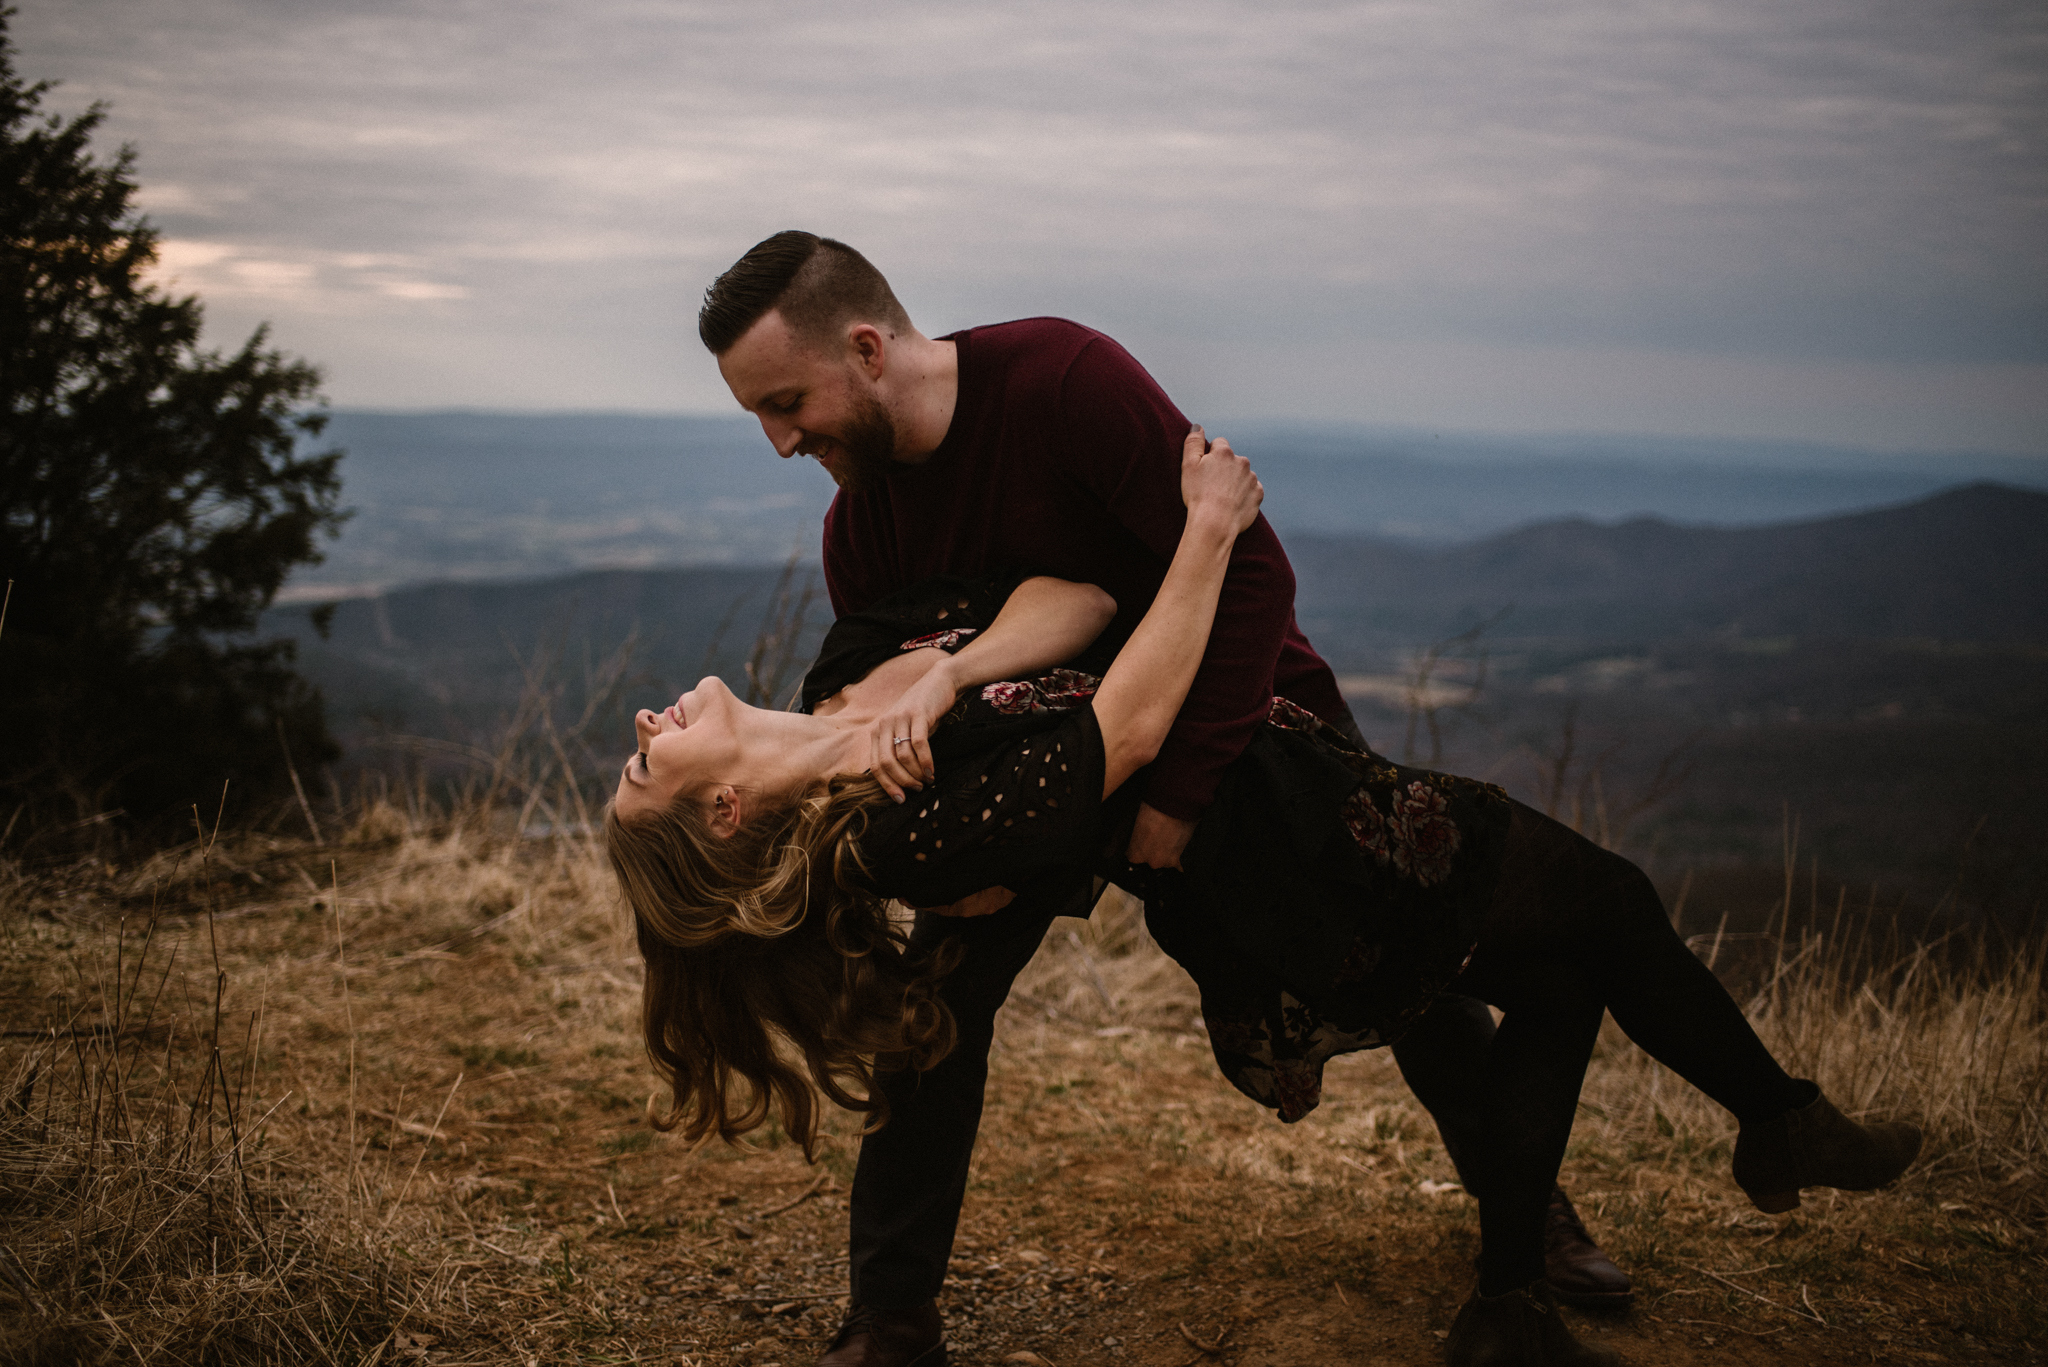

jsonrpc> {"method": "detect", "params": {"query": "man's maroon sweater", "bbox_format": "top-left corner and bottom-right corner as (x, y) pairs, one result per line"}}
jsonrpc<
(823, 318), (1348, 821)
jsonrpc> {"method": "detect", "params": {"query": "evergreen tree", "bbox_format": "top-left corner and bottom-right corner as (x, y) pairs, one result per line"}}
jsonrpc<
(0, 16), (347, 842)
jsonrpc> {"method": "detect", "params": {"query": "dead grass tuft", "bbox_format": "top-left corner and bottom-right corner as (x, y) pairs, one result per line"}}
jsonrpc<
(1590, 914), (2048, 1202)
(1, 781), (2043, 1364)
(0, 898), (399, 1365)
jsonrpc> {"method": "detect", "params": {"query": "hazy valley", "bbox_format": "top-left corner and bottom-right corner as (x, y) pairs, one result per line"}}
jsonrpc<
(263, 419), (2048, 932)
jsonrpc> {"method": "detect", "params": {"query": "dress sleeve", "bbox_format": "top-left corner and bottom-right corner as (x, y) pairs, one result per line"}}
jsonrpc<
(862, 707), (1107, 908)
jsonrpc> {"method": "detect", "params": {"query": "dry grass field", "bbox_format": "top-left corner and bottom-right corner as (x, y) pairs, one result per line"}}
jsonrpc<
(3, 798), (2044, 1367)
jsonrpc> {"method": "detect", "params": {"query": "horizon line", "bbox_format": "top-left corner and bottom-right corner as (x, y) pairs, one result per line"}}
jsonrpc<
(317, 406), (2048, 467)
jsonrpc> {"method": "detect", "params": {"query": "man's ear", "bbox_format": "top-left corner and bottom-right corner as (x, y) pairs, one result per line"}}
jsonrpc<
(847, 322), (887, 379)
(709, 784), (744, 840)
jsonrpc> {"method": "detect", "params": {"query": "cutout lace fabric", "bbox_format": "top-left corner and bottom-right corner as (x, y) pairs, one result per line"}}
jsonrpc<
(862, 702), (1106, 911)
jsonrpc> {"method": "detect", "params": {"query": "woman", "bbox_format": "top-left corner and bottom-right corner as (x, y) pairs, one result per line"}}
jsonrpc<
(606, 432), (1919, 1367)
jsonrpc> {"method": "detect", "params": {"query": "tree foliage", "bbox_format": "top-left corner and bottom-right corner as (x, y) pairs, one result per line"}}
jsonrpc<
(0, 17), (347, 842)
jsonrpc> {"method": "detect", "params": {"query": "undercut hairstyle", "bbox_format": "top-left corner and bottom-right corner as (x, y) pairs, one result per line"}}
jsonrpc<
(698, 230), (913, 356)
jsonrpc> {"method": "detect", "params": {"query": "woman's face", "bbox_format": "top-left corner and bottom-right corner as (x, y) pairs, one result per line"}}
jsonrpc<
(615, 676), (746, 818)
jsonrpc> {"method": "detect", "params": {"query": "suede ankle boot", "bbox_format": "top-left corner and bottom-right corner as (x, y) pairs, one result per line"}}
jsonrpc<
(817, 1300), (946, 1367)
(1444, 1281), (1620, 1367)
(1732, 1084), (1922, 1214)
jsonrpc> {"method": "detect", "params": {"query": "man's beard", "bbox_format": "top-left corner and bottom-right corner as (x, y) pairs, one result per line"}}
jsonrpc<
(827, 387), (898, 493)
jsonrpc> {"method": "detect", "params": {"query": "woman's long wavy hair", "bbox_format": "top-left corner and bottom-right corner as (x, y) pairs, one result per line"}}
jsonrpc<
(604, 773), (958, 1160)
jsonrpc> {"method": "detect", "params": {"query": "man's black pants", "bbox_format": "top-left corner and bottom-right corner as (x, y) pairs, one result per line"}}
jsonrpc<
(846, 894), (1506, 1308)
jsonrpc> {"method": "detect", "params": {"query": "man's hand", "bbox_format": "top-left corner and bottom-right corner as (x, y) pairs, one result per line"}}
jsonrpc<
(1126, 802), (1196, 870)
(917, 886), (1016, 918)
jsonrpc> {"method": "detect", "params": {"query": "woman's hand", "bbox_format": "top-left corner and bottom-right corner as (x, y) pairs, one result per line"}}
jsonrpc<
(1179, 425), (1262, 535)
(865, 655), (960, 801)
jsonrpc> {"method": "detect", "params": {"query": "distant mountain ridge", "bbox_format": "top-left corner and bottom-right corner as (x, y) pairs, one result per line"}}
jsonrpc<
(267, 483), (2048, 747)
(1288, 482), (2048, 648)
(288, 410), (2048, 594)
(257, 483), (2048, 901)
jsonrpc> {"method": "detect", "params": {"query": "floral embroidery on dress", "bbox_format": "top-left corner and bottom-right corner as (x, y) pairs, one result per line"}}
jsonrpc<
(980, 669), (1102, 715)
(1266, 696), (1321, 732)
(1389, 780), (1461, 887)
(1270, 1060), (1324, 1122)
(1342, 788), (1391, 866)
(1037, 669), (1099, 704)
(900, 627), (978, 652)
(1110, 669), (1507, 1130)
(1333, 935), (1387, 985)
(1209, 990), (1383, 1123)
(980, 681), (1035, 714)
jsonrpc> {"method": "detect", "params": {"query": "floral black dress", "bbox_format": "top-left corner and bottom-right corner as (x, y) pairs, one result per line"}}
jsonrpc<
(801, 573), (1514, 1124)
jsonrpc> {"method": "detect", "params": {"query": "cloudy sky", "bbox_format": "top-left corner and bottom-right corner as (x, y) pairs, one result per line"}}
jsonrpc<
(17, 0), (2048, 454)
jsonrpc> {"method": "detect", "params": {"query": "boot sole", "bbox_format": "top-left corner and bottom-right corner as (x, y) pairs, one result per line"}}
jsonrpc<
(1750, 1189), (1801, 1214)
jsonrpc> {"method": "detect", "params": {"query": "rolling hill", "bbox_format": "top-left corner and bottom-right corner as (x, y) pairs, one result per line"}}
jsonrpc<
(267, 481), (2048, 743)
(1288, 482), (2048, 648)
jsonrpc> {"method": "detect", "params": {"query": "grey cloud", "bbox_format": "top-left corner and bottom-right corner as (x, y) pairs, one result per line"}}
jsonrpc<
(15, 0), (2046, 445)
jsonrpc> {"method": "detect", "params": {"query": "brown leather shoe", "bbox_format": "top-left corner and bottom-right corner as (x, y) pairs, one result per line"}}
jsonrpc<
(817, 1300), (947, 1367)
(1542, 1188), (1632, 1308)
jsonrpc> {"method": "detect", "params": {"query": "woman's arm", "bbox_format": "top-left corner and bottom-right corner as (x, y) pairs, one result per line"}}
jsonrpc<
(865, 576), (1116, 798)
(1093, 428), (1263, 797)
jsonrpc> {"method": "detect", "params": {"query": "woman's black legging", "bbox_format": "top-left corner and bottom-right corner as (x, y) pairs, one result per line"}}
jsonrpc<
(1453, 800), (1811, 1295)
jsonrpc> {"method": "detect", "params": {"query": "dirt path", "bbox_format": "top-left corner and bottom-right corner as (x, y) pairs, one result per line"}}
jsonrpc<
(8, 835), (2038, 1365)
(432, 1006), (2033, 1366)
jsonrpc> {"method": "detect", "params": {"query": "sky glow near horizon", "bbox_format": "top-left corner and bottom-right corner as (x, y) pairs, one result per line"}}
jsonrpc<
(17, 0), (2048, 455)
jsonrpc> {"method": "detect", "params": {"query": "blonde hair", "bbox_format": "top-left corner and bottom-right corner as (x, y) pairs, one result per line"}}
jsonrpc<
(604, 773), (957, 1159)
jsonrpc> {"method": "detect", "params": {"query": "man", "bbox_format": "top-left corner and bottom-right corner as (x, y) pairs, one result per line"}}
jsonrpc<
(699, 231), (1630, 1367)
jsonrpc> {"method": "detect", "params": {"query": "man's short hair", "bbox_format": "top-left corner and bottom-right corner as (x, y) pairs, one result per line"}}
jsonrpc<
(698, 231), (913, 356)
